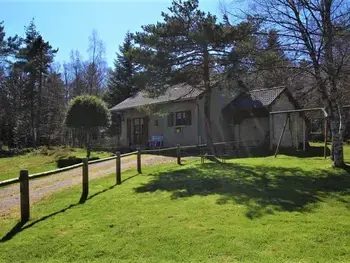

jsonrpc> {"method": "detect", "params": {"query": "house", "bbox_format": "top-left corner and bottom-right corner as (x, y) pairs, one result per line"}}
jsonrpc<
(110, 84), (307, 153)
(223, 87), (307, 152)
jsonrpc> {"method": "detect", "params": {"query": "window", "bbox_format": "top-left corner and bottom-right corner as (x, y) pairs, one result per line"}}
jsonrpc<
(154, 120), (159, 127)
(168, 113), (174, 127)
(175, 110), (191, 126)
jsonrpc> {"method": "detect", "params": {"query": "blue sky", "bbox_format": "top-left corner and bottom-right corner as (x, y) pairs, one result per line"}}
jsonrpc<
(1, 0), (223, 68)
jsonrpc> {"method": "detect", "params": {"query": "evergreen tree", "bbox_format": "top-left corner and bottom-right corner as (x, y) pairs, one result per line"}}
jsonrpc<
(132, 0), (254, 152)
(105, 32), (138, 108)
(253, 29), (291, 89)
(41, 68), (66, 146)
(0, 22), (21, 147)
(16, 19), (58, 146)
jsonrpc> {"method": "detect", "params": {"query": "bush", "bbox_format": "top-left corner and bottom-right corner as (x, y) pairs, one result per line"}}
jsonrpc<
(56, 156), (100, 168)
(65, 95), (111, 129)
(0, 148), (31, 158)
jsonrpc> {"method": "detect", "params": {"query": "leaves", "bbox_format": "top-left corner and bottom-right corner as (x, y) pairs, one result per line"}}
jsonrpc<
(105, 32), (139, 108)
(65, 95), (111, 130)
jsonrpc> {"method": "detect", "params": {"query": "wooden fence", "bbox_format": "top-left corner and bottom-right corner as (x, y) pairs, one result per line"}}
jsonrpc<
(0, 141), (241, 223)
(1, 146), (188, 224)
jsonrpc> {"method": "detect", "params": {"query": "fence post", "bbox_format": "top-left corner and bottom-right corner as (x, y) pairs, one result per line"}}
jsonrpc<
(177, 144), (181, 165)
(81, 158), (89, 201)
(19, 170), (30, 223)
(137, 149), (142, 174)
(324, 118), (328, 159)
(116, 152), (121, 185)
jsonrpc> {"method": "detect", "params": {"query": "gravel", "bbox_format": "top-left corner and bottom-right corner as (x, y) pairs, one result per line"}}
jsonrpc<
(0, 155), (176, 216)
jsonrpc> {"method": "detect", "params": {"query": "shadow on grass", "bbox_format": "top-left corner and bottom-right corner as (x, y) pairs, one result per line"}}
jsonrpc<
(135, 163), (350, 219)
(0, 176), (137, 243)
(0, 202), (81, 242)
(121, 174), (139, 183)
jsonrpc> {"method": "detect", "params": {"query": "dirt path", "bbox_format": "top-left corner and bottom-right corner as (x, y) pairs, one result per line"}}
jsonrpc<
(0, 155), (175, 216)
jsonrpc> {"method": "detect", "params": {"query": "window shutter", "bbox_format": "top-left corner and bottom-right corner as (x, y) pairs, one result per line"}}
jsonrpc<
(168, 113), (174, 127)
(186, 110), (191, 125)
(127, 118), (131, 144)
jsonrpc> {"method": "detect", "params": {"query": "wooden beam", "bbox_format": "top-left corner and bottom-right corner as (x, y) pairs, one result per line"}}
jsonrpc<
(269, 114), (273, 150)
(270, 105), (350, 115)
(137, 149), (142, 174)
(295, 114), (299, 151)
(274, 114), (290, 158)
(177, 144), (181, 165)
(20, 170), (30, 223)
(116, 152), (121, 185)
(80, 158), (89, 202)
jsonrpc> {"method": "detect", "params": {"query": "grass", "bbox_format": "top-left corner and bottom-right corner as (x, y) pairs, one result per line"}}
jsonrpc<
(0, 152), (349, 262)
(0, 147), (112, 181)
(309, 141), (350, 163)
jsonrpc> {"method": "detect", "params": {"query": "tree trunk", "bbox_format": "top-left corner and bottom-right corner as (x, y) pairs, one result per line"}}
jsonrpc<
(329, 101), (345, 167)
(85, 130), (91, 159)
(30, 90), (36, 147)
(36, 67), (43, 147)
(203, 45), (216, 155)
(331, 128), (344, 167)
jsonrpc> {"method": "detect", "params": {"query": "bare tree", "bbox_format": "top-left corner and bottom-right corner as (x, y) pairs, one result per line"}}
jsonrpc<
(86, 30), (107, 96)
(69, 50), (85, 96)
(223, 0), (350, 167)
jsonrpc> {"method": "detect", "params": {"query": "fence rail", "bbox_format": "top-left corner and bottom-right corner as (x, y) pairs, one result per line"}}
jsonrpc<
(0, 151), (139, 187)
(141, 147), (177, 153)
(0, 142), (240, 223)
(0, 141), (246, 187)
(0, 178), (20, 187)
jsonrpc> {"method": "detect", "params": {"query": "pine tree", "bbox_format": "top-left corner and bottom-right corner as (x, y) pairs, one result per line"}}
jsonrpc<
(105, 32), (137, 108)
(16, 19), (58, 146)
(41, 68), (66, 146)
(0, 22), (21, 147)
(253, 29), (290, 88)
(132, 0), (252, 152)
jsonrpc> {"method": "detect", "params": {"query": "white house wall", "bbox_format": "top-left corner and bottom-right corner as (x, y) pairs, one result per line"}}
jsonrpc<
(120, 100), (199, 147)
(196, 88), (236, 144)
(234, 117), (270, 148)
(270, 93), (306, 148)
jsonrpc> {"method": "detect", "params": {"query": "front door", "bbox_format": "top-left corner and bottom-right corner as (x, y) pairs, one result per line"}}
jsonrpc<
(133, 117), (149, 145)
(127, 119), (132, 146)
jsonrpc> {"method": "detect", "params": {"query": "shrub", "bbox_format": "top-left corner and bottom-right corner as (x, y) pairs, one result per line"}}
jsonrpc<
(56, 156), (100, 168)
(65, 95), (111, 158)
(0, 148), (31, 158)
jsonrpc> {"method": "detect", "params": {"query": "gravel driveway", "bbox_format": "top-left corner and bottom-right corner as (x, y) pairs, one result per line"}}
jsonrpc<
(0, 155), (176, 216)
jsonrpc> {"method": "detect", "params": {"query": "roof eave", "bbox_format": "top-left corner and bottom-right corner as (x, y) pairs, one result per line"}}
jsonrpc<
(110, 96), (199, 112)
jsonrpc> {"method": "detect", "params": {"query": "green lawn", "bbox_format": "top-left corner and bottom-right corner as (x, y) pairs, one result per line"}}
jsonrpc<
(0, 153), (349, 262)
(309, 141), (350, 163)
(0, 147), (112, 181)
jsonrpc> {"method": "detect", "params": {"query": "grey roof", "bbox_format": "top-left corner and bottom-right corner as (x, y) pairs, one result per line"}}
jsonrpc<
(226, 87), (286, 110)
(110, 83), (203, 111)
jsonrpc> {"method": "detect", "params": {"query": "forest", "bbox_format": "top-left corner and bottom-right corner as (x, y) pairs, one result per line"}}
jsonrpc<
(0, 0), (349, 167)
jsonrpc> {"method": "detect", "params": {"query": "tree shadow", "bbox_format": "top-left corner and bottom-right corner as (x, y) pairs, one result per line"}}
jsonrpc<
(1, 183), (121, 243)
(135, 163), (350, 219)
(121, 174), (139, 183)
